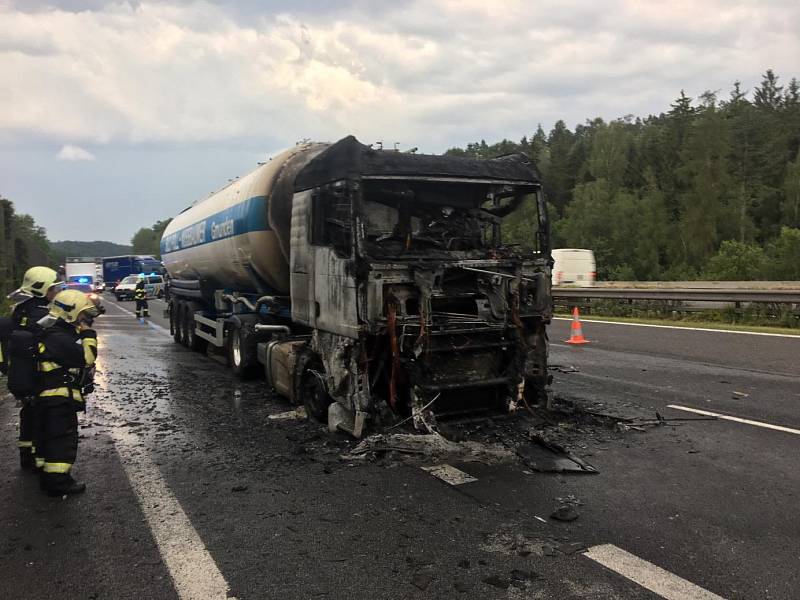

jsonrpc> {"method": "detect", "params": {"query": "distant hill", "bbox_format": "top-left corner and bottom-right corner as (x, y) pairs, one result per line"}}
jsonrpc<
(49, 240), (134, 264)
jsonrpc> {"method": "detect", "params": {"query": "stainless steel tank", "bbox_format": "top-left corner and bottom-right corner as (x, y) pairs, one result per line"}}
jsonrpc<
(161, 143), (328, 295)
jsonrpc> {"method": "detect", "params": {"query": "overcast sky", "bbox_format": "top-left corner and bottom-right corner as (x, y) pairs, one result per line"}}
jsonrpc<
(1, 0), (798, 243)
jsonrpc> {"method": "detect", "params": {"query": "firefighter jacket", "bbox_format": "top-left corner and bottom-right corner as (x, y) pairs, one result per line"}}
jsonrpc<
(37, 320), (98, 405)
(133, 287), (147, 301)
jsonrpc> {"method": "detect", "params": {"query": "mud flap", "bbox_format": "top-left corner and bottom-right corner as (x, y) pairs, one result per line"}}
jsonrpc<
(328, 402), (367, 438)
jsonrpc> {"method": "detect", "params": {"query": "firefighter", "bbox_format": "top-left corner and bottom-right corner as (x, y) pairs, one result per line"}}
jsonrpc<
(2, 266), (62, 471)
(133, 277), (149, 321)
(35, 289), (101, 496)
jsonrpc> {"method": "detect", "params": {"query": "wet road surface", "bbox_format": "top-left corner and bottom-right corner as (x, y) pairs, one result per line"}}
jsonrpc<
(1, 296), (798, 599)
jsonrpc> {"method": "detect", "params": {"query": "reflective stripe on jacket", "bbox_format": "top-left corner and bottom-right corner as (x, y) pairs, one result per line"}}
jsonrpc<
(36, 321), (97, 400)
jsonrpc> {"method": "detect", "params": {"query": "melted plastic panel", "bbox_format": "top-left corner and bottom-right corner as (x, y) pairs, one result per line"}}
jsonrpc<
(295, 135), (541, 191)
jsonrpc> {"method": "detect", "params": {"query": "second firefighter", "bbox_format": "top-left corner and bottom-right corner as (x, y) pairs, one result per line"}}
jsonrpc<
(134, 278), (149, 320)
(35, 290), (102, 496)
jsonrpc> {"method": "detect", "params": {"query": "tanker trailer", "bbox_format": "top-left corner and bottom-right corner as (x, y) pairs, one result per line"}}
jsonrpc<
(161, 136), (553, 437)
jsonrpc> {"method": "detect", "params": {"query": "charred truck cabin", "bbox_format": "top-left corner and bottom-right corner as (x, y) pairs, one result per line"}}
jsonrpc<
(161, 136), (552, 437)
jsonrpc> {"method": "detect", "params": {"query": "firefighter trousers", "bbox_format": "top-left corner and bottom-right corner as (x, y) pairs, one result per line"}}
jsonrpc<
(135, 299), (150, 318)
(33, 396), (79, 481)
(18, 399), (37, 466)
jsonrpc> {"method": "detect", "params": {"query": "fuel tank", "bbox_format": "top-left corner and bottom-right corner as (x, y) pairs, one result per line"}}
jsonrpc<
(160, 143), (328, 295)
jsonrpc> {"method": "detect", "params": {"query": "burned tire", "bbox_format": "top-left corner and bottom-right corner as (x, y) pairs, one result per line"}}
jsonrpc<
(171, 301), (183, 345)
(299, 362), (332, 423)
(179, 304), (193, 348)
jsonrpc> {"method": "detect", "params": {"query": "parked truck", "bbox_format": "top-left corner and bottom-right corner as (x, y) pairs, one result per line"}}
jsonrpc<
(102, 255), (162, 290)
(64, 257), (99, 292)
(161, 136), (552, 437)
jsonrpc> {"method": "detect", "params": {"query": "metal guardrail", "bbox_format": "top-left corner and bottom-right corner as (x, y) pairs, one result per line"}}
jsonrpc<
(552, 287), (800, 304)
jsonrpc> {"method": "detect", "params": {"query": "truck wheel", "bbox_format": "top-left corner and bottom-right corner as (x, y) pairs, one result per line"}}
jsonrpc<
(183, 302), (207, 353)
(227, 325), (257, 378)
(299, 362), (332, 422)
(171, 301), (183, 345)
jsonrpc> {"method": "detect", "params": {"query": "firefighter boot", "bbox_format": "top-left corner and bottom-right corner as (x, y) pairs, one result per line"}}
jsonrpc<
(41, 473), (86, 497)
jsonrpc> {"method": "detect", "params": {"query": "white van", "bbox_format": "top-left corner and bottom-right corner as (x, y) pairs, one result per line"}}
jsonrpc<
(552, 249), (596, 287)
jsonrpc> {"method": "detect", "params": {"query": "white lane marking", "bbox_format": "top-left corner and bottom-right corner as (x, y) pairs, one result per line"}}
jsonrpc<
(553, 317), (800, 338)
(584, 544), (725, 600)
(667, 405), (800, 436)
(93, 357), (232, 600)
(113, 433), (233, 600)
(421, 464), (477, 485)
(107, 300), (171, 337)
(268, 407), (307, 420)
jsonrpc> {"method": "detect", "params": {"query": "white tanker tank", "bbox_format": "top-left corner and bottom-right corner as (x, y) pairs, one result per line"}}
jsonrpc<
(160, 143), (328, 295)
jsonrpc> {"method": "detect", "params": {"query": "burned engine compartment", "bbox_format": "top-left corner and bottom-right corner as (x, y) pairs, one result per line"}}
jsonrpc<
(289, 138), (553, 436)
(352, 178), (553, 430)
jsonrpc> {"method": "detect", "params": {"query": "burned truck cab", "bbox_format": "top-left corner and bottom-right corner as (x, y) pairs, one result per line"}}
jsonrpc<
(288, 137), (552, 435)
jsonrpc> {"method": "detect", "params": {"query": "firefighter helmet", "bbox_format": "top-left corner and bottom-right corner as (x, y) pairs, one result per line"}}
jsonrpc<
(50, 290), (101, 324)
(18, 266), (61, 298)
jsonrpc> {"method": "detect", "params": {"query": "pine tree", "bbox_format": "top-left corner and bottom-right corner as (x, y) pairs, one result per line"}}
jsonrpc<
(546, 120), (576, 216)
(753, 69), (783, 110)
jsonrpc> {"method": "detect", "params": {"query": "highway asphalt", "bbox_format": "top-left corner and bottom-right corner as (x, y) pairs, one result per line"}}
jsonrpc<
(1, 296), (798, 599)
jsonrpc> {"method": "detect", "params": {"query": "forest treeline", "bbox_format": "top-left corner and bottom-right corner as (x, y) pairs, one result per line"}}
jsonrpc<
(0, 196), (135, 297)
(0, 197), (53, 298)
(447, 70), (800, 280)
(0, 191), (167, 298)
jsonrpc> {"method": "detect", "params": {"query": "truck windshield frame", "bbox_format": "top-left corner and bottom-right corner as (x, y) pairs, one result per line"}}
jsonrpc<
(310, 182), (356, 258)
(357, 177), (547, 258)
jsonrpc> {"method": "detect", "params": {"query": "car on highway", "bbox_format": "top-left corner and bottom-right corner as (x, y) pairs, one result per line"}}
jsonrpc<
(65, 274), (94, 294)
(114, 274), (165, 301)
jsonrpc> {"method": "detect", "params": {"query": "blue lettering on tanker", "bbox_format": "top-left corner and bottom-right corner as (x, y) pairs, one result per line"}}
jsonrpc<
(161, 195), (270, 254)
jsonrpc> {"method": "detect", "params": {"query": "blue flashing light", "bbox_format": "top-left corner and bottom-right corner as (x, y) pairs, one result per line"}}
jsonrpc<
(78, 277), (89, 283)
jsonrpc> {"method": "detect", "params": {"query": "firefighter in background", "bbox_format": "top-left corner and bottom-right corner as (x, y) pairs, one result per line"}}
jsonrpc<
(1, 267), (62, 470)
(35, 289), (101, 496)
(133, 277), (149, 322)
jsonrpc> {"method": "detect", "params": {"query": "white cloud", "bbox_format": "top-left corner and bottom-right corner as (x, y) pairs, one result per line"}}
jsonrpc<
(56, 144), (96, 161)
(1, 0), (799, 152)
(3, 0), (799, 242)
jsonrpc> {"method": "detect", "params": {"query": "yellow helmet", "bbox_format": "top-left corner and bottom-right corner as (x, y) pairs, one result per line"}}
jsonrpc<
(50, 289), (101, 324)
(20, 266), (61, 297)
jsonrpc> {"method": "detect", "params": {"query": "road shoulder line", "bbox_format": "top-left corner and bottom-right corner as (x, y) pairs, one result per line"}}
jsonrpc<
(667, 405), (800, 436)
(553, 317), (799, 338)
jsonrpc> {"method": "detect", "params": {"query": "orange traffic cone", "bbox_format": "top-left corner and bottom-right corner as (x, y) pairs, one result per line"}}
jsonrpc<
(565, 307), (590, 344)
